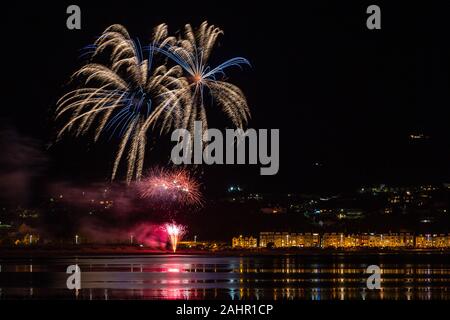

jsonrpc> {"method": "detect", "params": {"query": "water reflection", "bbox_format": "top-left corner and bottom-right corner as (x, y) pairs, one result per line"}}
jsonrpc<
(0, 254), (449, 300)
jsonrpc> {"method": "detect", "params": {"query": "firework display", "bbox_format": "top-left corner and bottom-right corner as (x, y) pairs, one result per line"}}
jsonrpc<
(137, 168), (202, 207)
(164, 222), (186, 253)
(151, 21), (251, 134)
(56, 22), (250, 183)
(56, 24), (192, 183)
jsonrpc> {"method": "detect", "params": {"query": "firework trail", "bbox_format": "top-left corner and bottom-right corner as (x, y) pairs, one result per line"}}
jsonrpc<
(137, 167), (202, 207)
(164, 222), (186, 253)
(151, 21), (251, 135)
(55, 24), (190, 183)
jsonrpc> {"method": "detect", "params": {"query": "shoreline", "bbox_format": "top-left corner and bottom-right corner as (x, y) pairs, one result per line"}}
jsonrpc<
(1, 246), (450, 258)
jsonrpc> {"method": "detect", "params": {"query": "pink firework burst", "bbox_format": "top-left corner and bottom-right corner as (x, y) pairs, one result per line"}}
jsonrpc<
(164, 222), (186, 253)
(138, 168), (202, 207)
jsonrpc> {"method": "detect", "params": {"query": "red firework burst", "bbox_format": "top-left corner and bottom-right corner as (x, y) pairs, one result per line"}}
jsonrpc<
(138, 168), (202, 207)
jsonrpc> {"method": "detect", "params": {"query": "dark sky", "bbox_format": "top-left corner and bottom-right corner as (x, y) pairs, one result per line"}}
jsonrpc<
(2, 0), (450, 196)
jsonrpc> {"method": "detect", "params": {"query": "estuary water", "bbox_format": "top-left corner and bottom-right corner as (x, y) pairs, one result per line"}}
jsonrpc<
(0, 253), (449, 300)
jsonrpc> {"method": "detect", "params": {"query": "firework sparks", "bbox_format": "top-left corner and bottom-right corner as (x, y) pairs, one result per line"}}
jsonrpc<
(164, 222), (186, 253)
(55, 24), (189, 183)
(56, 22), (251, 184)
(151, 21), (251, 134)
(138, 168), (202, 207)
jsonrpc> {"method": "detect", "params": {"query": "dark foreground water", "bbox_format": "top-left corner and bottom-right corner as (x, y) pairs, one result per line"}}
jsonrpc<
(0, 253), (449, 300)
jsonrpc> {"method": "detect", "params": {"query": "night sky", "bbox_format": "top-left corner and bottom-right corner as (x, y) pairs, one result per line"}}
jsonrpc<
(2, 0), (450, 198)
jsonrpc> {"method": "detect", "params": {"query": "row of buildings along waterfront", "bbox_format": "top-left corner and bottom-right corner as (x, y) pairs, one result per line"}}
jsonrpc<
(232, 232), (450, 249)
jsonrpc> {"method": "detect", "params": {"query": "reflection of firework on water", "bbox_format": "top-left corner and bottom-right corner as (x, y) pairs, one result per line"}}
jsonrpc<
(55, 24), (189, 184)
(138, 168), (202, 207)
(151, 21), (251, 134)
(164, 222), (186, 253)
